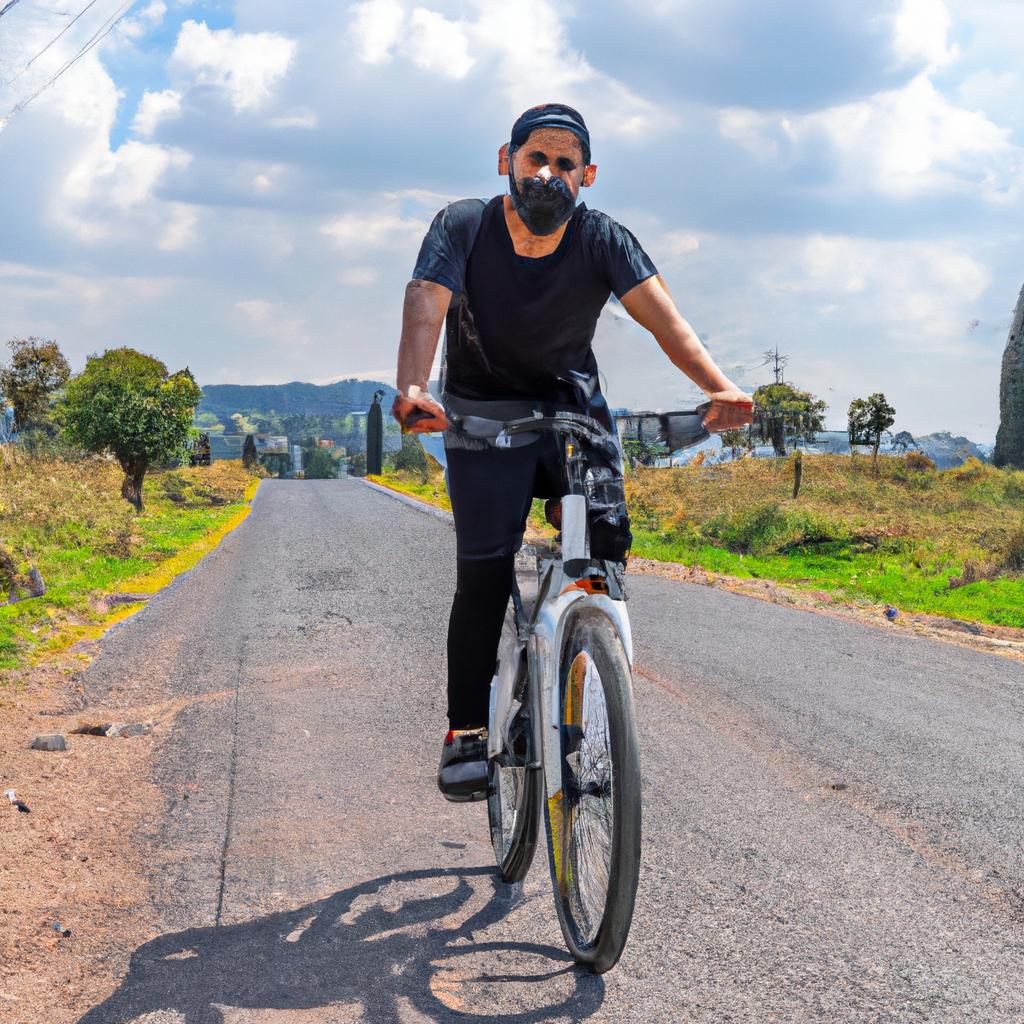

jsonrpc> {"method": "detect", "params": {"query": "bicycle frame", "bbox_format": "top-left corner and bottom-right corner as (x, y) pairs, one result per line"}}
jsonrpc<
(486, 412), (635, 803)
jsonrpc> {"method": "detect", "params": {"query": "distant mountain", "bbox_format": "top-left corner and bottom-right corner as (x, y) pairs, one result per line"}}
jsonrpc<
(198, 379), (396, 418)
(914, 432), (991, 469)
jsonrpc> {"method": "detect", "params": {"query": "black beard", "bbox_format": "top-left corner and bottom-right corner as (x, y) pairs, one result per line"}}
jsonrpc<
(509, 174), (576, 236)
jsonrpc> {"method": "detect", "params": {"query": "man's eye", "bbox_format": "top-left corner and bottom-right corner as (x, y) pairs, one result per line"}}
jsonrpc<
(557, 158), (576, 172)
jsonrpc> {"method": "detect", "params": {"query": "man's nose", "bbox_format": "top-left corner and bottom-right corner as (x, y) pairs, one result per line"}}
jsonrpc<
(537, 165), (552, 181)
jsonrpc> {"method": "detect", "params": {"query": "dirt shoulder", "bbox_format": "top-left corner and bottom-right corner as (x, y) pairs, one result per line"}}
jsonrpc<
(0, 479), (261, 1022)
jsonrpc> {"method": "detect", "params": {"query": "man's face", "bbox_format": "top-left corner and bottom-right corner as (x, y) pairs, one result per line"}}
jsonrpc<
(501, 127), (597, 196)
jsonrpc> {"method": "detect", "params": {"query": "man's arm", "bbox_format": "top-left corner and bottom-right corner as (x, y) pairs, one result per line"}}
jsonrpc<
(392, 279), (452, 432)
(619, 275), (752, 431)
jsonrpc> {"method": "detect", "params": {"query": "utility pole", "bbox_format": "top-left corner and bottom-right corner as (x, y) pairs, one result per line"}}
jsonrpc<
(763, 347), (788, 385)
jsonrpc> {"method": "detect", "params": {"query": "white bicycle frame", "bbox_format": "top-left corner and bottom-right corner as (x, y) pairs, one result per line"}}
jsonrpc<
(487, 493), (634, 809)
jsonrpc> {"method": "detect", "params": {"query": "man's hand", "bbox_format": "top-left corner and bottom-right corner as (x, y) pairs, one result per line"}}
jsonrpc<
(703, 388), (754, 433)
(391, 385), (449, 434)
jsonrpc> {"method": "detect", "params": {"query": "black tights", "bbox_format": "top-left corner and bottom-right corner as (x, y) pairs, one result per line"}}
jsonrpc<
(446, 553), (515, 729)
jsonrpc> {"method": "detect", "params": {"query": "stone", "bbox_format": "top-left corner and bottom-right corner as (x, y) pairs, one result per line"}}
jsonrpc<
(994, 281), (1024, 469)
(30, 734), (67, 752)
(106, 722), (150, 738)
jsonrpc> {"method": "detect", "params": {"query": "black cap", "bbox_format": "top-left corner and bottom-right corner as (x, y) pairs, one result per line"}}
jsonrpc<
(510, 103), (591, 164)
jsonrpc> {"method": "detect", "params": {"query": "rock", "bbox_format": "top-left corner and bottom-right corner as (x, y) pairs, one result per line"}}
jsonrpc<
(30, 734), (67, 752)
(105, 722), (150, 738)
(994, 281), (1024, 469)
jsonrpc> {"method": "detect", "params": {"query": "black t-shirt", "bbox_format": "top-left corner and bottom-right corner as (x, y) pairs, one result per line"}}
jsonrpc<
(411, 196), (658, 403)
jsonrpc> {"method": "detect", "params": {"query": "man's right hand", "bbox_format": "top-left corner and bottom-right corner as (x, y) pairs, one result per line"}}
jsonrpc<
(391, 386), (449, 434)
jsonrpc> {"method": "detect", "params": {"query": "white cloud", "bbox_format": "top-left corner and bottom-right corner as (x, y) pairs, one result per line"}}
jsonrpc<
(661, 231), (701, 258)
(403, 8), (474, 79)
(59, 140), (192, 240)
(172, 20), (297, 112)
(132, 89), (182, 137)
(268, 108), (318, 129)
(320, 209), (428, 250)
(756, 234), (991, 349)
(158, 203), (198, 251)
(720, 74), (1021, 201)
(349, 0), (405, 64)
(344, 0), (666, 140)
(235, 298), (309, 347)
(888, 0), (957, 71)
(339, 266), (379, 285)
(119, 0), (168, 41)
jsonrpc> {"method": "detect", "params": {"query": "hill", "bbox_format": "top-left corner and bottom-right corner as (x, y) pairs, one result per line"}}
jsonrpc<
(198, 379), (396, 419)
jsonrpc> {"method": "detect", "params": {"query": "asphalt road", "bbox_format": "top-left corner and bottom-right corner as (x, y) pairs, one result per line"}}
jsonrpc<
(77, 478), (1024, 1023)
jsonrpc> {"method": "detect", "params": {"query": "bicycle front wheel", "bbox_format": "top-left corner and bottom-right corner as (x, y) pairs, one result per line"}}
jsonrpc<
(544, 605), (641, 974)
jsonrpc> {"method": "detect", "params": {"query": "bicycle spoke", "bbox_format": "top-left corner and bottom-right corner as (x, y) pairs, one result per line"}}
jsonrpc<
(561, 650), (614, 945)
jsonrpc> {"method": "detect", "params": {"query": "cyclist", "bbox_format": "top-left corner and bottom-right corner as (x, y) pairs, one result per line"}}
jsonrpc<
(391, 103), (753, 800)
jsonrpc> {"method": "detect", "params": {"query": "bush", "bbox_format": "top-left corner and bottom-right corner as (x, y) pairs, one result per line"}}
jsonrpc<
(701, 502), (845, 555)
(904, 451), (935, 472)
(1003, 521), (1024, 572)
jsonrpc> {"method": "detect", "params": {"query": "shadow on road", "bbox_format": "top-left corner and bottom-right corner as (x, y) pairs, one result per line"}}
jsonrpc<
(78, 865), (605, 1024)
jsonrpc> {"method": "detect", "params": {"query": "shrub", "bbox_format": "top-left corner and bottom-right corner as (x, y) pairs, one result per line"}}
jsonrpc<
(904, 451), (935, 472)
(701, 502), (844, 555)
(1003, 521), (1024, 572)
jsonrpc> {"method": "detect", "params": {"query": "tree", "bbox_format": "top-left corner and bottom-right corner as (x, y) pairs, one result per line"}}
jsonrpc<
(303, 447), (337, 479)
(348, 451), (367, 476)
(242, 433), (258, 468)
(752, 382), (827, 456)
(0, 337), (71, 434)
(848, 392), (896, 468)
(720, 428), (750, 461)
(60, 347), (202, 512)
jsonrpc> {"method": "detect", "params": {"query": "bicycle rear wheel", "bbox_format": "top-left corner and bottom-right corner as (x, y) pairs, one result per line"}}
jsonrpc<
(544, 604), (641, 973)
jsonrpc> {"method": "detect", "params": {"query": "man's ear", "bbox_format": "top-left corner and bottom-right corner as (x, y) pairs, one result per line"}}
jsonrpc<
(498, 143), (510, 176)
(582, 163), (597, 188)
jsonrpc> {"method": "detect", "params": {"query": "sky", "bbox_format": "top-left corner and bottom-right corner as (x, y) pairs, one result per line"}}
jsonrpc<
(0, 0), (1021, 440)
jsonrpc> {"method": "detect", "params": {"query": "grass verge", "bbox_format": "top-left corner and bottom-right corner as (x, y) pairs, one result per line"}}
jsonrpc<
(1, 451), (260, 678)
(369, 449), (1024, 628)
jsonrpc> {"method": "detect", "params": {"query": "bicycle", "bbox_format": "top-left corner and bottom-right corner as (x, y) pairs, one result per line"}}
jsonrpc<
(484, 402), (715, 974)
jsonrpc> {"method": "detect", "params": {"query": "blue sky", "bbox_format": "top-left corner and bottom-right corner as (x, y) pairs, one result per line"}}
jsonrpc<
(1, 0), (1021, 439)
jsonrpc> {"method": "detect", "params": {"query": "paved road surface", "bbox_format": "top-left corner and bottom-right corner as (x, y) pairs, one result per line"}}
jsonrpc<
(78, 478), (1024, 1023)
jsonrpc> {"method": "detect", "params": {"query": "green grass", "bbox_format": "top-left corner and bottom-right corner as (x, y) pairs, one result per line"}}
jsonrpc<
(1, 457), (258, 675)
(358, 451), (1024, 629)
(630, 530), (1024, 627)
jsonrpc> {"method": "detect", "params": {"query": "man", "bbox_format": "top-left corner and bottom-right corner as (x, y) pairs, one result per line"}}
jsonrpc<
(391, 103), (752, 800)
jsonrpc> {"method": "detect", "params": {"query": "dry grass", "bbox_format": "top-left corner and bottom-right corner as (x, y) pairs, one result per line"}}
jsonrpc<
(1, 450), (258, 674)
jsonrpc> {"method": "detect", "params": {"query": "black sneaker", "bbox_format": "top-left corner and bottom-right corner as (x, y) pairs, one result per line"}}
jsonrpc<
(437, 728), (488, 803)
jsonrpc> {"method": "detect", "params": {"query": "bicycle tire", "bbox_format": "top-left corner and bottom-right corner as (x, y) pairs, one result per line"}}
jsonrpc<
(487, 605), (543, 883)
(543, 604), (641, 973)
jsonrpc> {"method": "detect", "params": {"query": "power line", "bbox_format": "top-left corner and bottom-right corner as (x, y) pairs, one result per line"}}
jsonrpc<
(0, 0), (23, 20)
(2, 0), (104, 90)
(0, 0), (136, 128)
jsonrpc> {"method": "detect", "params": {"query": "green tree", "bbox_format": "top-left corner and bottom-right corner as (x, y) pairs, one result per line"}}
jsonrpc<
(348, 451), (367, 477)
(720, 428), (751, 461)
(0, 336), (71, 434)
(242, 433), (258, 468)
(848, 392), (896, 468)
(752, 382), (827, 456)
(60, 347), (202, 512)
(303, 447), (337, 479)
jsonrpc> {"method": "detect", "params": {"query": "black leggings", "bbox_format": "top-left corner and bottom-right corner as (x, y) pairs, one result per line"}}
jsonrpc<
(444, 433), (630, 729)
